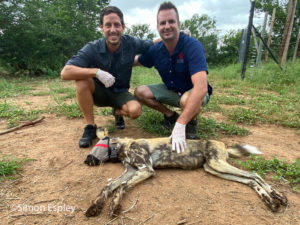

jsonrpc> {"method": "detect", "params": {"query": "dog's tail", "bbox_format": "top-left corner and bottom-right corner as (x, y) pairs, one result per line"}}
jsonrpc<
(227, 144), (262, 158)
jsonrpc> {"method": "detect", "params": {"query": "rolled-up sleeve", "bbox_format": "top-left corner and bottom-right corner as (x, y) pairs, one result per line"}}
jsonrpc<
(66, 42), (95, 68)
(186, 41), (208, 75)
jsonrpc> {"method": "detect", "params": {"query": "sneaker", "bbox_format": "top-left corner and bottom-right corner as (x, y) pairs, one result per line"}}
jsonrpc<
(162, 112), (179, 129)
(186, 119), (197, 139)
(112, 108), (125, 129)
(79, 124), (97, 148)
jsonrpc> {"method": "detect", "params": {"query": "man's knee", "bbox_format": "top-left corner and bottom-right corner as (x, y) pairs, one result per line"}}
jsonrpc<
(124, 101), (142, 119)
(179, 92), (203, 112)
(75, 79), (94, 95)
(134, 85), (152, 100)
(179, 93), (188, 109)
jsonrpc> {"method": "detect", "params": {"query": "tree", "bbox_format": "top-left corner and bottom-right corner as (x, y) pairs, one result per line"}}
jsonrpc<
(279, 0), (297, 65)
(254, 0), (299, 61)
(218, 30), (243, 64)
(124, 24), (156, 40)
(181, 14), (219, 65)
(0, 0), (110, 74)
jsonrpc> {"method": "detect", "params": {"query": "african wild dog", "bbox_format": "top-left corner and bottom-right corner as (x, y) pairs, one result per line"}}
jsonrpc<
(84, 128), (287, 218)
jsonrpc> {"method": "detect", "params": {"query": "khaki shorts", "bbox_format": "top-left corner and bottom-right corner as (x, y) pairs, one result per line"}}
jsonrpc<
(93, 79), (137, 109)
(148, 84), (210, 108)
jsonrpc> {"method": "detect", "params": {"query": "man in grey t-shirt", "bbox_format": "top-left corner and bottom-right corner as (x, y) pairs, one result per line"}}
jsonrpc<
(61, 6), (154, 148)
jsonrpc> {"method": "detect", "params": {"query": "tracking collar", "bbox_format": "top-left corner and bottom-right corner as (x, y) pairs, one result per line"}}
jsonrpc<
(107, 137), (119, 162)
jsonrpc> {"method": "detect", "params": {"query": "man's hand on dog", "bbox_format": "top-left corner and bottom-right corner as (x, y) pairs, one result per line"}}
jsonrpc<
(170, 122), (186, 153)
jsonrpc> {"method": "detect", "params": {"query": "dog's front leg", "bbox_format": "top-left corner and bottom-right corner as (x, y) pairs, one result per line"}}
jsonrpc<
(108, 141), (155, 217)
(109, 165), (155, 218)
(85, 163), (137, 217)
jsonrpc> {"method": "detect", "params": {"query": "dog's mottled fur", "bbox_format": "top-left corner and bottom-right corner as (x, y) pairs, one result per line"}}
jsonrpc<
(85, 132), (287, 218)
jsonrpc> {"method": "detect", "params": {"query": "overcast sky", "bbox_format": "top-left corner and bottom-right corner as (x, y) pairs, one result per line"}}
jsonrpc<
(109, 0), (263, 36)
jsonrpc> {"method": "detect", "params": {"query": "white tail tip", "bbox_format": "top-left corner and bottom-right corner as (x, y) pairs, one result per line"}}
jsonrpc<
(242, 144), (262, 155)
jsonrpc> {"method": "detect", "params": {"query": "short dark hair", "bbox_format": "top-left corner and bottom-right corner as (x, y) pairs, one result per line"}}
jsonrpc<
(100, 6), (124, 25)
(157, 1), (179, 22)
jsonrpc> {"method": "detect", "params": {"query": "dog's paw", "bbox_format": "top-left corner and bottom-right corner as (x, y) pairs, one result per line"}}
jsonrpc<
(85, 204), (101, 217)
(271, 190), (288, 207)
(109, 204), (121, 218)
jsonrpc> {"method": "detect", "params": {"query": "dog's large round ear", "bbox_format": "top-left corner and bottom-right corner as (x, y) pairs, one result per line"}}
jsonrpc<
(97, 127), (109, 139)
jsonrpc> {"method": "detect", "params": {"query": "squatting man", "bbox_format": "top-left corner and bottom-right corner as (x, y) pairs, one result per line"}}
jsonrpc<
(61, 6), (158, 148)
(134, 1), (212, 152)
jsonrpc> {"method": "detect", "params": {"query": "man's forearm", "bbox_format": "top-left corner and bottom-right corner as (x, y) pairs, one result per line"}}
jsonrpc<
(133, 55), (142, 67)
(61, 65), (98, 80)
(177, 71), (208, 124)
(177, 89), (206, 124)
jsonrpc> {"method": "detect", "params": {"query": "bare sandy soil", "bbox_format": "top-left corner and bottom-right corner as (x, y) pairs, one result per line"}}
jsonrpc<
(0, 94), (300, 225)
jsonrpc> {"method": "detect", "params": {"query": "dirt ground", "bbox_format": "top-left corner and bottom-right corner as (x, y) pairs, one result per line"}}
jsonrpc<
(0, 94), (300, 225)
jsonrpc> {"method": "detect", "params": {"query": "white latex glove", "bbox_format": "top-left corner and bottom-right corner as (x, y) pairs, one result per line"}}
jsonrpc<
(95, 69), (115, 88)
(170, 122), (186, 153)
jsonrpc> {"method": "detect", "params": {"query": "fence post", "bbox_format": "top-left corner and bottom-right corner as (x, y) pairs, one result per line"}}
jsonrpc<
(241, 0), (255, 80)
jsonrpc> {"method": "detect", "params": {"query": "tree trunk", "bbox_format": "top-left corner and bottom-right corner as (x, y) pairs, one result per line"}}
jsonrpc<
(280, 0), (297, 65)
(292, 29), (300, 63)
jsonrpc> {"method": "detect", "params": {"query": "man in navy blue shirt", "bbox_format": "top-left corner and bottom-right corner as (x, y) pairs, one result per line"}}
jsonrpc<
(134, 2), (212, 153)
(61, 6), (154, 148)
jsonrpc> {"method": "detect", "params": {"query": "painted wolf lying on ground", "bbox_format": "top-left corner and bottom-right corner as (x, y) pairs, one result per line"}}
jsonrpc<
(84, 128), (287, 218)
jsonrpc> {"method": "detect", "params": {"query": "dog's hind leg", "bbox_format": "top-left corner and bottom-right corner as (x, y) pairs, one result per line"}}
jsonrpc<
(85, 163), (137, 217)
(203, 140), (287, 212)
(203, 164), (287, 211)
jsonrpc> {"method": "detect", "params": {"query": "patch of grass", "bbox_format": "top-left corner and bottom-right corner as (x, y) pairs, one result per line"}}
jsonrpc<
(213, 95), (247, 105)
(45, 81), (82, 118)
(136, 107), (250, 138)
(202, 98), (224, 113)
(49, 82), (76, 102)
(136, 107), (171, 136)
(32, 91), (51, 96)
(236, 155), (300, 190)
(0, 155), (34, 180)
(131, 67), (162, 87)
(197, 117), (250, 138)
(212, 61), (300, 95)
(0, 78), (33, 98)
(227, 108), (265, 125)
(101, 108), (112, 116)
(0, 102), (41, 127)
(46, 102), (83, 118)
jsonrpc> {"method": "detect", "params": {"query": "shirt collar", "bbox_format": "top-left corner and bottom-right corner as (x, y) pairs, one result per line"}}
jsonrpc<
(159, 33), (185, 56)
(99, 39), (107, 53)
(99, 37), (123, 54)
(173, 33), (184, 55)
